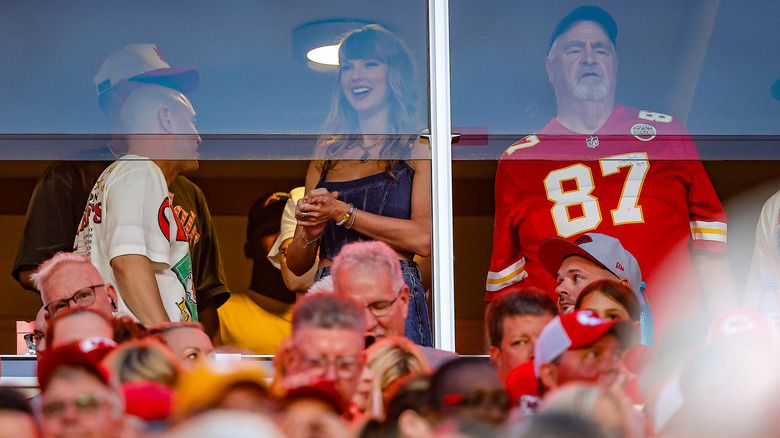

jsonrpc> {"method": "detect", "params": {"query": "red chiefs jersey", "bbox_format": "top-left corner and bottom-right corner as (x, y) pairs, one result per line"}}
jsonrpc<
(487, 105), (727, 338)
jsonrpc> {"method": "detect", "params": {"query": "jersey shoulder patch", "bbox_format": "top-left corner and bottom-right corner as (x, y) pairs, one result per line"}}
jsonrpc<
(637, 110), (674, 124)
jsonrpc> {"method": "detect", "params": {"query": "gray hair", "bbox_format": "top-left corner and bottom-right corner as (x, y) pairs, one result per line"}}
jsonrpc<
(30, 252), (96, 294)
(292, 292), (365, 334)
(332, 240), (405, 293)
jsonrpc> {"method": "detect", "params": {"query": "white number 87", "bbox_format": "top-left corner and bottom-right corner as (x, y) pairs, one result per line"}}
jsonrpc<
(543, 153), (649, 238)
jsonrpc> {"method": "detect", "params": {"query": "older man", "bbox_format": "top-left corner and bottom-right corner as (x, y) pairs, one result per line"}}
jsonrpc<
(36, 343), (125, 438)
(487, 5), (734, 341)
(331, 241), (458, 369)
(31, 252), (118, 320)
(283, 293), (366, 413)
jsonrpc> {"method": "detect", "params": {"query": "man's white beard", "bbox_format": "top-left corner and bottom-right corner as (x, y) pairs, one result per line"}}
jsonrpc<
(572, 77), (608, 100)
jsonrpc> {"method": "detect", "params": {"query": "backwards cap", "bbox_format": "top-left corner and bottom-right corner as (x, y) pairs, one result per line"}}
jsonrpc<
(93, 44), (200, 118)
(533, 310), (637, 375)
(93, 43), (200, 96)
(549, 5), (618, 52)
(539, 233), (642, 293)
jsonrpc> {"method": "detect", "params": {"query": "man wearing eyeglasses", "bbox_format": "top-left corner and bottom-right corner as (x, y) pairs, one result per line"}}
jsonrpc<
(36, 343), (125, 438)
(283, 293), (366, 415)
(24, 307), (48, 356)
(331, 241), (458, 369)
(32, 252), (119, 321)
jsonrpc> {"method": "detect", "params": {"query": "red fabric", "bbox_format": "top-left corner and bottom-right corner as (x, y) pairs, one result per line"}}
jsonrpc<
(488, 105), (727, 341)
(505, 361), (539, 406)
(123, 381), (173, 421)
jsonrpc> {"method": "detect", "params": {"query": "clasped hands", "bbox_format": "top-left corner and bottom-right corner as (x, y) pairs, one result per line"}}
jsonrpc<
(295, 188), (343, 235)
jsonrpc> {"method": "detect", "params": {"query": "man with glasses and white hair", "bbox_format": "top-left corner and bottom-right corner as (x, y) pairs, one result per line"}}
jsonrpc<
(283, 293), (366, 414)
(32, 252), (118, 320)
(331, 240), (458, 368)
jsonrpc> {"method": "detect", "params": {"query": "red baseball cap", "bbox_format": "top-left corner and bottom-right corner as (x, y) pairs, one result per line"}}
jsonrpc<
(505, 361), (543, 416)
(534, 310), (638, 375)
(37, 337), (117, 390)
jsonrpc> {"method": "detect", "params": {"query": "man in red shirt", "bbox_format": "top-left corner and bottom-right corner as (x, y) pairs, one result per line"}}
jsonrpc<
(487, 6), (735, 341)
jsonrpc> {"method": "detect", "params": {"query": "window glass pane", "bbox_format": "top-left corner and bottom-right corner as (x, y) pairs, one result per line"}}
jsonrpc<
(450, 1), (780, 160)
(0, 1), (429, 159)
(450, 1), (780, 355)
(0, 1), (434, 355)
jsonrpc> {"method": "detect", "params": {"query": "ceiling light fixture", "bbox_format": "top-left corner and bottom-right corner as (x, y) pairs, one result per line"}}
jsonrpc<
(306, 44), (340, 66)
(292, 19), (372, 72)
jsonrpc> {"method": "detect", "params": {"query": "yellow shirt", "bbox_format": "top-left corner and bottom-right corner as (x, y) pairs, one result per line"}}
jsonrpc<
(218, 292), (292, 355)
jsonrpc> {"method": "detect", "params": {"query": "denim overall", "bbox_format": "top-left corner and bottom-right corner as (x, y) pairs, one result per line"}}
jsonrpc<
(313, 161), (433, 347)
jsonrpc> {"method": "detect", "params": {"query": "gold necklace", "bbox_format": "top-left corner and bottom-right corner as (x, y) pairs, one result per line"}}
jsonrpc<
(358, 136), (388, 162)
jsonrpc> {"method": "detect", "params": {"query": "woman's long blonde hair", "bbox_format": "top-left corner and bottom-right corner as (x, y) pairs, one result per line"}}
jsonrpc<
(318, 24), (424, 171)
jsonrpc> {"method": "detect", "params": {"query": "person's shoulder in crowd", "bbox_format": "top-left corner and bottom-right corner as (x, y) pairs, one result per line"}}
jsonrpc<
(418, 346), (459, 370)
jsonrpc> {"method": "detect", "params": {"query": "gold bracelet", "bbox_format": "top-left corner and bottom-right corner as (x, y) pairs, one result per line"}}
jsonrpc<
(345, 207), (358, 229)
(302, 230), (322, 248)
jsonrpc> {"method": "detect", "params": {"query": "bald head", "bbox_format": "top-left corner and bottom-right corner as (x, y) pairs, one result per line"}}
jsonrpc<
(120, 84), (189, 132)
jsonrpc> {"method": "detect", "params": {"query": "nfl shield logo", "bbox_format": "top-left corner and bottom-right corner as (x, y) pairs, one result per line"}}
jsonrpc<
(586, 136), (599, 148)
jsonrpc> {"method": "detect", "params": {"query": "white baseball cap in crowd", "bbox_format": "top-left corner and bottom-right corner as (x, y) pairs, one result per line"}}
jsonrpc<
(538, 233), (642, 293)
(93, 43), (200, 96)
(533, 309), (638, 376)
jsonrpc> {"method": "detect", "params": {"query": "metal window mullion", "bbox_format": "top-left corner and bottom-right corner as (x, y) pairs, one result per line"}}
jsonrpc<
(428, 0), (455, 351)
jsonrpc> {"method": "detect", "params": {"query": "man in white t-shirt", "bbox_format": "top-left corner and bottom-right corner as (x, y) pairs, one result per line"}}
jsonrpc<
(74, 82), (200, 325)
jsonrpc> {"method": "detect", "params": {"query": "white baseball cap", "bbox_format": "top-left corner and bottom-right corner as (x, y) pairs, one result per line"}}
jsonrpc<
(93, 43), (200, 96)
(533, 309), (638, 375)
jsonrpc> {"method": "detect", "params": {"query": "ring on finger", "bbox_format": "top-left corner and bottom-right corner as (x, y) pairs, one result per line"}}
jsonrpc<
(301, 211), (308, 218)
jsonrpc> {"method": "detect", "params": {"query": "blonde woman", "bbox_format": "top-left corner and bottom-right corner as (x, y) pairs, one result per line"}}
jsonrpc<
(352, 336), (431, 420)
(103, 338), (182, 387)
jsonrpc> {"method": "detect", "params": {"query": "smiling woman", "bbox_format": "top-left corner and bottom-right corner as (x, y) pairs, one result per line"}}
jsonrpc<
(285, 24), (433, 347)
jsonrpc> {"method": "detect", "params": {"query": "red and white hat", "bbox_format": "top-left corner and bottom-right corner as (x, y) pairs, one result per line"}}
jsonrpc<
(707, 309), (774, 346)
(37, 337), (117, 390)
(533, 310), (638, 375)
(93, 44), (200, 96)
(539, 233), (642, 293)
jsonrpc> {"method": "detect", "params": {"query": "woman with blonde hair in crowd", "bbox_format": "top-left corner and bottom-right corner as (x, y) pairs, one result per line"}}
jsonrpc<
(353, 336), (431, 420)
(286, 24), (433, 347)
(103, 338), (182, 387)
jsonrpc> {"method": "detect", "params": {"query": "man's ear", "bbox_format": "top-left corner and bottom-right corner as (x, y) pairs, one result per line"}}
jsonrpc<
(105, 283), (119, 312)
(158, 106), (174, 133)
(488, 345), (511, 380)
(545, 58), (554, 82)
(538, 362), (559, 392)
(399, 284), (410, 319)
(618, 277), (632, 289)
(488, 345), (501, 368)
